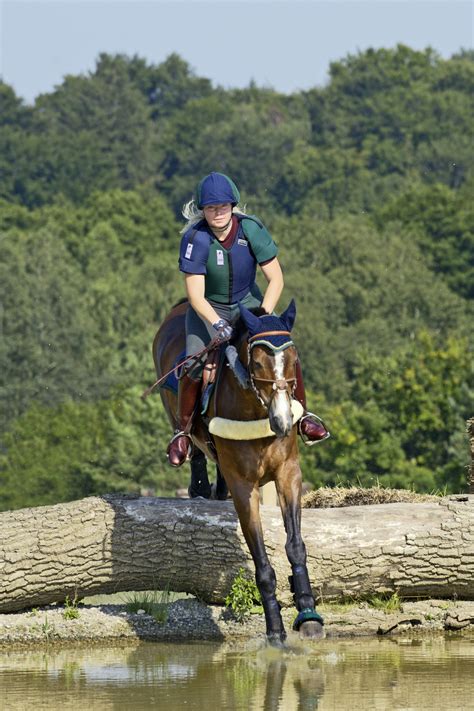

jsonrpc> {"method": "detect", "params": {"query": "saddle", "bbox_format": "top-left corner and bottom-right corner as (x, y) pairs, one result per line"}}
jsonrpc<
(200, 346), (223, 414)
(161, 345), (224, 416)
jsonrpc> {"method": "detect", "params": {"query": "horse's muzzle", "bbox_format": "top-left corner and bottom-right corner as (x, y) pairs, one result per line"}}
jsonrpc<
(268, 392), (293, 437)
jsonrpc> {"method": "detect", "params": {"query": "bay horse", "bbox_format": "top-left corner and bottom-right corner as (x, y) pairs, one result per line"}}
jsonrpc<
(152, 298), (324, 644)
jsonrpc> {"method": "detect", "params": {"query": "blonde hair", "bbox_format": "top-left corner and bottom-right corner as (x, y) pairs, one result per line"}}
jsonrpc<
(180, 200), (249, 234)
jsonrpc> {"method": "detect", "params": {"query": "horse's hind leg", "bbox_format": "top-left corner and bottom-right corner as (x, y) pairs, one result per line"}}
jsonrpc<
(276, 463), (324, 639)
(229, 478), (286, 645)
(215, 464), (228, 500)
(188, 448), (212, 499)
(189, 453), (228, 500)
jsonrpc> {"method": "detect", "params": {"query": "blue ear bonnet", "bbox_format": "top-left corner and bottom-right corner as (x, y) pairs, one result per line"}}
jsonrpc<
(249, 314), (294, 352)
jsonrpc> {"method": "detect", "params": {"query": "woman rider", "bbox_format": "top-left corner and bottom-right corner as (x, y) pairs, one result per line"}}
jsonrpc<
(167, 172), (328, 467)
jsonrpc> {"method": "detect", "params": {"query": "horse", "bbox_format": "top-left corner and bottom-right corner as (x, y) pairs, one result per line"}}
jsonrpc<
(152, 298), (324, 644)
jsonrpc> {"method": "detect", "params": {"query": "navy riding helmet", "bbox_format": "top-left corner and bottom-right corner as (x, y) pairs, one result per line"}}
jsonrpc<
(196, 172), (240, 208)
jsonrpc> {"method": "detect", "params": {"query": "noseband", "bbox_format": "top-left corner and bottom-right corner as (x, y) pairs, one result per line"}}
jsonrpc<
(247, 330), (297, 409)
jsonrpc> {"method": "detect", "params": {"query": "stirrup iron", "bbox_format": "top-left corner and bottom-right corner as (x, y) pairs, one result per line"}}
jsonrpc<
(298, 412), (331, 446)
(167, 430), (193, 461)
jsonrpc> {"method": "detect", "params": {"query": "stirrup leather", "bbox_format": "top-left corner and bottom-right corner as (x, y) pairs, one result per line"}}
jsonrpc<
(166, 430), (193, 461)
(298, 412), (331, 446)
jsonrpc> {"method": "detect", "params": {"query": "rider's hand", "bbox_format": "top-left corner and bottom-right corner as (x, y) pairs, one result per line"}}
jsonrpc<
(212, 318), (233, 343)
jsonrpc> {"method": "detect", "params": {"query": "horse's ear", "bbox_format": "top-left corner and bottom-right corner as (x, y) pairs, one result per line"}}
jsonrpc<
(239, 302), (262, 336)
(279, 299), (297, 331)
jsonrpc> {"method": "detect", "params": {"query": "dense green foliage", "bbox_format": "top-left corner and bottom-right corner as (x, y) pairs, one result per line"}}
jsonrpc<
(0, 45), (472, 510)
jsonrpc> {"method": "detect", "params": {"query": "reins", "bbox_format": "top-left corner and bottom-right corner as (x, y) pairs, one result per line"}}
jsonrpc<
(141, 335), (222, 400)
(142, 328), (296, 409)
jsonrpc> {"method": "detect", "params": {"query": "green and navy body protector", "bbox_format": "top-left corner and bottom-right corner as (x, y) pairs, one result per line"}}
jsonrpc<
(179, 215), (278, 304)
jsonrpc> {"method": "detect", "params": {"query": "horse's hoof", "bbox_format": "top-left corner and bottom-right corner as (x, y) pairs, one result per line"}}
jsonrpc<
(188, 483), (212, 499)
(215, 480), (229, 501)
(215, 467), (229, 500)
(267, 632), (287, 649)
(299, 620), (325, 639)
(292, 608), (324, 637)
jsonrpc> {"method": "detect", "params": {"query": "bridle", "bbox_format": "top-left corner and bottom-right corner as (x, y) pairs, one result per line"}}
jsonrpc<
(247, 330), (297, 409)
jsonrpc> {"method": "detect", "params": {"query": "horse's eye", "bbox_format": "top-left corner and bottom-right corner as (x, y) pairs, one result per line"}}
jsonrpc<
(253, 361), (263, 370)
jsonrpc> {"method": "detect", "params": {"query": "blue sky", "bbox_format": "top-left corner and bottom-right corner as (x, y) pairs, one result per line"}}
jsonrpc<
(1, 0), (473, 104)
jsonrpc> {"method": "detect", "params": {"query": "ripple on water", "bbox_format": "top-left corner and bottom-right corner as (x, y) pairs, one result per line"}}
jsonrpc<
(1, 634), (474, 710)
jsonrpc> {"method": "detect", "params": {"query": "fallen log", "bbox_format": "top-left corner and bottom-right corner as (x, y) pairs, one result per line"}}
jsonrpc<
(468, 417), (474, 493)
(1, 494), (473, 613)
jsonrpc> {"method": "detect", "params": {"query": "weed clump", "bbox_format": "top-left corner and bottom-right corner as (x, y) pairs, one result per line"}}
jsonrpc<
(62, 594), (80, 620)
(125, 590), (171, 624)
(225, 568), (263, 622)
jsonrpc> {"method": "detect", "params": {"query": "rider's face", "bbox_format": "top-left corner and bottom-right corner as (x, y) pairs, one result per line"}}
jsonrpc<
(203, 203), (233, 231)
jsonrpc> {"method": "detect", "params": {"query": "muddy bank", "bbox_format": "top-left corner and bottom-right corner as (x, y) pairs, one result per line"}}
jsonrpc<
(1, 598), (474, 648)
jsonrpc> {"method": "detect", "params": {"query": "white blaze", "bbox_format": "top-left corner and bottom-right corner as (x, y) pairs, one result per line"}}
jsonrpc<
(272, 351), (291, 422)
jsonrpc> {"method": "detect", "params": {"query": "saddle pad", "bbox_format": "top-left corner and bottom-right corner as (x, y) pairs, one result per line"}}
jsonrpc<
(209, 400), (304, 440)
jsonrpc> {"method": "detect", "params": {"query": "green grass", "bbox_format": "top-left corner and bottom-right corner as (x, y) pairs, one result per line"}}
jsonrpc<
(319, 592), (403, 614)
(319, 599), (358, 613)
(367, 591), (402, 613)
(124, 589), (172, 624)
(62, 594), (80, 620)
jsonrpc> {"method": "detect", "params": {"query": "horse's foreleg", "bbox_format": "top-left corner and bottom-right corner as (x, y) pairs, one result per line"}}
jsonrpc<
(276, 464), (324, 638)
(229, 479), (286, 645)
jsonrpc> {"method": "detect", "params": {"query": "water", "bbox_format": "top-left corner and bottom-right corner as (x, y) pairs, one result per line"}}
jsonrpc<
(1, 634), (473, 711)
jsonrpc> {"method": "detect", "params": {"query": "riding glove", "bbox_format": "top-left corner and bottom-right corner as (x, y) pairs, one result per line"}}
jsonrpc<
(212, 318), (233, 343)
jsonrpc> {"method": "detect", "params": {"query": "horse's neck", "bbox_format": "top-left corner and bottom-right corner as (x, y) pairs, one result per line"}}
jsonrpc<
(213, 338), (266, 420)
(237, 338), (267, 417)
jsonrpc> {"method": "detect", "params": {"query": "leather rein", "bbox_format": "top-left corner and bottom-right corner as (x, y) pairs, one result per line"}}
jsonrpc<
(142, 329), (297, 411)
(141, 334), (223, 400)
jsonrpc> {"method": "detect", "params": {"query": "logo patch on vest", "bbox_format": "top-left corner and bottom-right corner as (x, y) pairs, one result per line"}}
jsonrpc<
(216, 250), (224, 266)
(185, 243), (193, 259)
(238, 238), (248, 246)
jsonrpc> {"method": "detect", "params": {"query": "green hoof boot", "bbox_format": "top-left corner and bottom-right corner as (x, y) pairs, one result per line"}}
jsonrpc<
(293, 608), (324, 631)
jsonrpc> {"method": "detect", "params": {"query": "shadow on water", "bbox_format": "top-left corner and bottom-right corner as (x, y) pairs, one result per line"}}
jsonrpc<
(1, 635), (474, 710)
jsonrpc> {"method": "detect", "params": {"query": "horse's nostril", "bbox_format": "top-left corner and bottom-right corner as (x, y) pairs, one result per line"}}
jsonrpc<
(270, 411), (293, 437)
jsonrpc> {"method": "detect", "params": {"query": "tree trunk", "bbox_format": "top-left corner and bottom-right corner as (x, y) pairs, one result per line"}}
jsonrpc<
(1, 494), (474, 613)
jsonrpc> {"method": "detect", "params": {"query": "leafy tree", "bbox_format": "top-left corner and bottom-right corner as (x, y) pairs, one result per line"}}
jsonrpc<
(158, 91), (311, 212)
(0, 84), (36, 202)
(0, 82), (33, 128)
(0, 225), (103, 427)
(0, 386), (186, 511)
(303, 45), (473, 202)
(126, 52), (214, 119)
(29, 56), (157, 204)
(275, 213), (471, 400)
(0, 47), (473, 510)
(0, 189), (182, 431)
(301, 333), (473, 493)
(375, 182), (474, 298)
